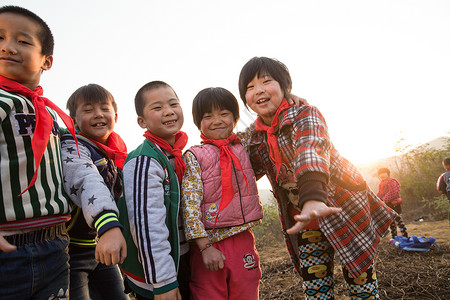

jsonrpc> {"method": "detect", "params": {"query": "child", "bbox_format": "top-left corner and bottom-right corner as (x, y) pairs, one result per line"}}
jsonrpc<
(238, 56), (396, 299)
(436, 157), (450, 225)
(377, 167), (408, 240)
(0, 5), (78, 299)
(181, 87), (264, 300)
(61, 83), (128, 299)
(118, 81), (190, 300)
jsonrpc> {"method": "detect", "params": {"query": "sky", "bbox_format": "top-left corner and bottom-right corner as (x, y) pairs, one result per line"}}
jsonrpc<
(5, 0), (450, 165)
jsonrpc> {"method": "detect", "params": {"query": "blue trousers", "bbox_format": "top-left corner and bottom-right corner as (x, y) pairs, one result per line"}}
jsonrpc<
(69, 245), (129, 300)
(0, 225), (70, 299)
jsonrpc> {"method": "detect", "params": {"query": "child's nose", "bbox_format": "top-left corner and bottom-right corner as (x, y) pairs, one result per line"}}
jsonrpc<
(94, 109), (104, 117)
(0, 41), (17, 55)
(255, 84), (265, 94)
(212, 115), (222, 124)
(163, 107), (175, 116)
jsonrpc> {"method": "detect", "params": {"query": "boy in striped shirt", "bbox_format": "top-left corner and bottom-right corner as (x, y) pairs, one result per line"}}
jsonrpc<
(0, 5), (77, 299)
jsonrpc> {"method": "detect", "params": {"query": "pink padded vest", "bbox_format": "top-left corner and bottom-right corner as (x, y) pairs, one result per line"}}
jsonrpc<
(188, 143), (263, 229)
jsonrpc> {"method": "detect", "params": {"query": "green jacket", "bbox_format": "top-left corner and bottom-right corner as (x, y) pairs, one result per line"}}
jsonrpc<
(118, 139), (180, 298)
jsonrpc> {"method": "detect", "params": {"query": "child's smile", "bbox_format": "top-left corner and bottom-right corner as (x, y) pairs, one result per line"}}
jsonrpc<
(245, 74), (285, 125)
(74, 100), (117, 145)
(0, 12), (52, 89)
(200, 108), (235, 140)
(137, 86), (184, 145)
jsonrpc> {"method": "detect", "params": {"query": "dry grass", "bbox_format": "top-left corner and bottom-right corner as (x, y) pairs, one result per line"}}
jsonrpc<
(258, 220), (450, 299)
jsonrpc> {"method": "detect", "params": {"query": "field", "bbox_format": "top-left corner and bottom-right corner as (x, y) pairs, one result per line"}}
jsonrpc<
(258, 220), (450, 299)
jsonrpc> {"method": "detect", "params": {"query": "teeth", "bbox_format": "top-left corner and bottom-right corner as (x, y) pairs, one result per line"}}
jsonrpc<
(164, 120), (176, 125)
(257, 99), (269, 104)
(93, 123), (106, 127)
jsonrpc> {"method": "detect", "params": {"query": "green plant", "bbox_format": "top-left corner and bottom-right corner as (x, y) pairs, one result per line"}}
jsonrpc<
(389, 139), (450, 221)
(253, 202), (285, 248)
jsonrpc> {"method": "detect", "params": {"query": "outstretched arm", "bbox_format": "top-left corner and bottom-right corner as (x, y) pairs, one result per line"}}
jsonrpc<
(286, 200), (342, 234)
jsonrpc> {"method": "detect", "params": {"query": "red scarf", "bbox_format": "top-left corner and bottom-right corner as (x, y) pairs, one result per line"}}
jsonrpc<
(201, 133), (249, 216)
(143, 130), (188, 183)
(80, 131), (128, 170)
(254, 98), (291, 182)
(0, 75), (79, 195)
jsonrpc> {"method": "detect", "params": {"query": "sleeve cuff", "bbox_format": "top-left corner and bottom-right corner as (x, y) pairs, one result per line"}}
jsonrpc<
(297, 172), (328, 209)
(153, 279), (179, 295)
(94, 210), (123, 237)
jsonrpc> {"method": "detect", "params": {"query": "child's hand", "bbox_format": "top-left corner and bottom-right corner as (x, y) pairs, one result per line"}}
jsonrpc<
(287, 93), (309, 107)
(201, 246), (226, 271)
(154, 287), (181, 300)
(286, 200), (342, 234)
(0, 235), (16, 252)
(95, 227), (127, 265)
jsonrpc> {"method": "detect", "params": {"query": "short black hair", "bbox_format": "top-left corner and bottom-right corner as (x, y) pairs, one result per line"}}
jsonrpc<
(378, 167), (390, 176)
(238, 56), (292, 108)
(66, 84), (117, 118)
(0, 5), (54, 56)
(135, 81), (178, 117)
(192, 87), (240, 129)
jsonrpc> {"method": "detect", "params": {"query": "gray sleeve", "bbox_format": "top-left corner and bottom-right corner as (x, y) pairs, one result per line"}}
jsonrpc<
(61, 138), (118, 228)
(122, 156), (177, 289)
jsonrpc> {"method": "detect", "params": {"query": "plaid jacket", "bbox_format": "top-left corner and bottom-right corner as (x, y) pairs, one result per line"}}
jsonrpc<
(377, 177), (402, 206)
(247, 105), (396, 278)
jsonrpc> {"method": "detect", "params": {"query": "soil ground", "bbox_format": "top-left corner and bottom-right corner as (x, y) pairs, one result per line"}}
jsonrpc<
(258, 219), (450, 299)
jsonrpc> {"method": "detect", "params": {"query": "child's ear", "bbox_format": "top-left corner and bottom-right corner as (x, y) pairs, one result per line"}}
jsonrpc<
(72, 117), (79, 129)
(114, 112), (118, 123)
(41, 55), (53, 71)
(137, 116), (147, 129)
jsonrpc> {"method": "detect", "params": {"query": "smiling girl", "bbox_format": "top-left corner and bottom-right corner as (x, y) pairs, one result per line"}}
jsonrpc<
(239, 56), (396, 299)
(181, 87), (264, 300)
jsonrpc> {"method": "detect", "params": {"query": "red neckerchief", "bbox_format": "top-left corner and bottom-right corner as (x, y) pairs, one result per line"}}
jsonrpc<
(254, 98), (291, 182)
(143, 130), (188, 183)
(80, 131), (128, 170)
(0, 75), (79, 195)
(201, 133), (249, 218)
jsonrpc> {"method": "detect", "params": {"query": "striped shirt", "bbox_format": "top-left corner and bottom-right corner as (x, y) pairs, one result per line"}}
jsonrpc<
(0, 88), (70, 230)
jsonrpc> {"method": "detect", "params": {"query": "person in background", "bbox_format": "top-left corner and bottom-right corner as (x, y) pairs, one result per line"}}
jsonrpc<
(0, 5), (78, 299)
(377, 167), (408, 240)
(182, 87), (263, 300)
(238, 56), (395, 299)
(436, 157), (450, 225)
(62, 83), (128, 299)
(119, 81), (190, 300)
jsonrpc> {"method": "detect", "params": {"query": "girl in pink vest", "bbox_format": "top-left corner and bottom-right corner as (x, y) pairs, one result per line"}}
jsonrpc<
(181, 87), (264, 300)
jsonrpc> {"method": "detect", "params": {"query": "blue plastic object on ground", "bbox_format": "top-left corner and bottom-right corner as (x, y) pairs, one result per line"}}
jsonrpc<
(393, 235), (440, 252)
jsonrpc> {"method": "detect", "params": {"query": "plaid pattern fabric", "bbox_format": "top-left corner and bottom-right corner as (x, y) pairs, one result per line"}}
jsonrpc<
(248, 105), (395, 278)
(377, 177), (401, 204)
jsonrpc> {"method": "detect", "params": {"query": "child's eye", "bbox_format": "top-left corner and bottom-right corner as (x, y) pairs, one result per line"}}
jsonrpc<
(170, 103), (179, 107)
(246, 85), (254, 90)
(152, 106), (162, 111)
(18, 40), (31, 45)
